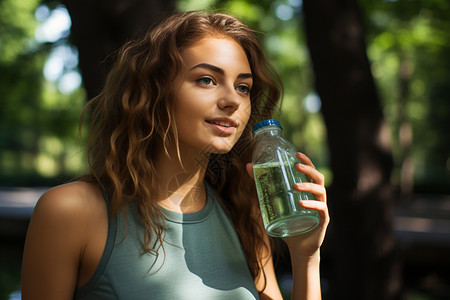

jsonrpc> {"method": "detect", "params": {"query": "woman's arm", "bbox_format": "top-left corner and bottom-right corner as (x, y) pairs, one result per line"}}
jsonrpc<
(21, 183), (96, 300)
(282, 152), (330, 300)
(255, 237), (283, 300)
(245, 164), (284, 300)
(248, 152), (330, 300)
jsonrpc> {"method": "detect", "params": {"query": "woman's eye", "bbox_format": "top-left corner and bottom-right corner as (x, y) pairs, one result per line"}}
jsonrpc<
(197, 77), (214, 86)
(236, 85), (250, 95)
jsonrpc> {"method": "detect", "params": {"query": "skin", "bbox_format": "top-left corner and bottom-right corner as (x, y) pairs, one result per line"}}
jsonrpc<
(172, 37), (253, 156)
(21, 181), (108, 299)
(21, 36), (330, 300)
(247, 152), (329, 300)
(154, 37), (253, 214)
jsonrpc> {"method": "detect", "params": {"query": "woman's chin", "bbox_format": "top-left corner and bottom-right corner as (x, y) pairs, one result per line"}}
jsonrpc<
(208, 147), (232, 155)
(206, 144), (234, 155)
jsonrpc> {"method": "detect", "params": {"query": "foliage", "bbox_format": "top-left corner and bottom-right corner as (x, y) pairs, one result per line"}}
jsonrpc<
(0, 0), (448, 194)
(178, 0), (330, 177)
(178, 0), (449, 193)
(362, 0), (450, 193)
(0, 0), (87, 187)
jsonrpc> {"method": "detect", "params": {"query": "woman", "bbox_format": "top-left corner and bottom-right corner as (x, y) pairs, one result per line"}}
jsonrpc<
(22, 11), (329, 299)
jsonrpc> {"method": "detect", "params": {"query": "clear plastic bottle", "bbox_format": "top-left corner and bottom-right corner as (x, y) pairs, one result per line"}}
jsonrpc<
(252, 119), (319, 237)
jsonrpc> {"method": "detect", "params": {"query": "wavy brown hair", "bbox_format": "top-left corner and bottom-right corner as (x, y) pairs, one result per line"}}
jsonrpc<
(82, 10), (282, 289)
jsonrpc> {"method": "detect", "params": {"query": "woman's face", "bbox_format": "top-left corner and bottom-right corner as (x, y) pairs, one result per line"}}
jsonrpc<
(173, 37), (252, 156)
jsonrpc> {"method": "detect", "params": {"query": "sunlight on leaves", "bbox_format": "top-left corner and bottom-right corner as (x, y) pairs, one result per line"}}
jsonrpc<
(178, 0), (217, 11)
(0, 0), (40, 63)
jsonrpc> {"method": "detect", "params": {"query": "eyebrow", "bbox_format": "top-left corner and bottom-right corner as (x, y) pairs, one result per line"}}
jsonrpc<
(190, 63), (252, 79)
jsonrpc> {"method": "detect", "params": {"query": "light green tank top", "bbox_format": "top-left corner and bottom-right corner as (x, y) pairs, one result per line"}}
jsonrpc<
(74, 182), (258, 299)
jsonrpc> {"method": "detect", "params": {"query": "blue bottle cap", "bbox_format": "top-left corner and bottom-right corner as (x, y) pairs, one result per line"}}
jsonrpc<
(252, 119), (283, 136)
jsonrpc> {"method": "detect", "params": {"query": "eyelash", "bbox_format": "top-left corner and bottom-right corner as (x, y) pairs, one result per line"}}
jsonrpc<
(236, 85), (250, 95)
(196, 77), (251, 95)
(196, 77), (214, 86)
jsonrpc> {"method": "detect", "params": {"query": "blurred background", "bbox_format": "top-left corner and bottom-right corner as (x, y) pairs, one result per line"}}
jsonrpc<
(0, 0), (448, 299)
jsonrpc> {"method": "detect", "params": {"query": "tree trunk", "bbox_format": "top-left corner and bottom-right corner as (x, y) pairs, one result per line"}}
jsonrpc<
(64, 0), (176, 100)
(302, 0), (402, 299)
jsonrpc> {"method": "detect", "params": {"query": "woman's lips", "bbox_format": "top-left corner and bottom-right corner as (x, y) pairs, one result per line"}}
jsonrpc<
(206, 118), (237, 135)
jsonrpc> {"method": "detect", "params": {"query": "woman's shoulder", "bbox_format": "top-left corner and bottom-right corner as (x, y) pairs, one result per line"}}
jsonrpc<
(29, 180), (109, 257)
(42, 180), (100, 198)
(34, 181), (106, 223)
(22, 181), (109, 297)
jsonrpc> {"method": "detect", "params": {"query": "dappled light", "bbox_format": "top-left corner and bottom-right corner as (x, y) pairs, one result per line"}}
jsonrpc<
(37, 6), (81, 94)
(395, 216), (450, 235)
(0, 1), (87, 188)
(357, 162), (384, 193)
(34, 5), (71, 43)
(0, 0), (449, 299)
(303, 92), (322, 114)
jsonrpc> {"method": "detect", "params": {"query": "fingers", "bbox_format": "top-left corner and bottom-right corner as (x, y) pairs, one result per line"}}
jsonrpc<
(294, 153), (330, 229)
(299, 199), (327, 212)
(294, 182), (327, 203)
(299, 200), (330, 225)
(295, 163), (325, 186)
(296, 152), (315, 168)
(294, 161), (325, 189)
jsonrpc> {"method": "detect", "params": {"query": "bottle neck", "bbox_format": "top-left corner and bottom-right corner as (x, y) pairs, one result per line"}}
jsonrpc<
(253, 126), (282, 139)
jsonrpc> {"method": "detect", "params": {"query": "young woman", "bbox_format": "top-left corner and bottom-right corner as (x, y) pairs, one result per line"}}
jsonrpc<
(21, 11), (329, 299)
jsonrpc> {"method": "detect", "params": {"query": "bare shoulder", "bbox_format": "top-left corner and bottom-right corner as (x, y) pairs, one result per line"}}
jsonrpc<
(22, 181), (107, 299)
(39, 180), (103, 206)
(28, 180), (108, 249)
(35, 181), (106, 219)
(30, 180), (109, 246)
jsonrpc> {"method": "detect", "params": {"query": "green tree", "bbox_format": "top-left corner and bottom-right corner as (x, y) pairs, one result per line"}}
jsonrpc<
(1, 0), (448, 298)
(0, 0), (86, 187)
(303, 0), (400, 298)
(362, 0), (450, 196)
(64, 0), (177, 100)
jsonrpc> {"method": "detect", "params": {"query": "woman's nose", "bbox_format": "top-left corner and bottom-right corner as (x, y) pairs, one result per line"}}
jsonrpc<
(217, 85), (240, 112)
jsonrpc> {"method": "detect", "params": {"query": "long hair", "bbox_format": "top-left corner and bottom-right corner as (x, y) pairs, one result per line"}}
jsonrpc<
(82, 10), (282, 288)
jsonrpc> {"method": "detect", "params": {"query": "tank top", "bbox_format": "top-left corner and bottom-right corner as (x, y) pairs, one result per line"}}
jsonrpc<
(74, 182), (258, 299)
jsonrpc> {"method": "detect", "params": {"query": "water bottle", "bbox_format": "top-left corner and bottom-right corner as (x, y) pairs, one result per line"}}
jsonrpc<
(252, 119), (319, 237)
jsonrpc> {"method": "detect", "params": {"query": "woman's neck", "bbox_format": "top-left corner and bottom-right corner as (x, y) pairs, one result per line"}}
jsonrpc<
(154, 146), (210, 214)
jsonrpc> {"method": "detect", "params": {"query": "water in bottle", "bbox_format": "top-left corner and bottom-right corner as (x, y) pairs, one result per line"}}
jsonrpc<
(252, 119), (319, 237)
